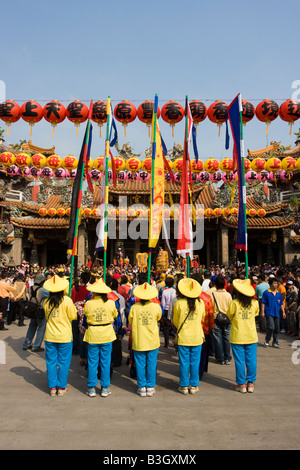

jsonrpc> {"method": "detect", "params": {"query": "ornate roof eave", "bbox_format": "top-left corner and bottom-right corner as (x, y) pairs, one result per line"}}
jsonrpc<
(10, 215), (69, 230)
(221, 215), (294, 229)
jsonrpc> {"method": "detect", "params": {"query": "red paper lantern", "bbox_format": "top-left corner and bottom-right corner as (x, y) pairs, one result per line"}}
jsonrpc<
(43, 100), (66, 137)
(241, 99), (255, 125)
(137, 101), (160, 137)
(208, 100), (228, 136)
(114, 100), (136, 137)
(279, 99), (300, 135)
(20, 100), (43, 136)
(255, 99), (279, 135)
(0, 100), (20, 135)
(66, 100), (89, 135)
(83, 208), (92, 218)
(91, 100), (107, 137)
(161, 100), (184, 136)
(189, 100), (207, 132)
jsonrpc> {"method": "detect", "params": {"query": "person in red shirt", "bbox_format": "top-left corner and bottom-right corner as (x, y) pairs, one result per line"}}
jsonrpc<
(71, 271), (91, 364)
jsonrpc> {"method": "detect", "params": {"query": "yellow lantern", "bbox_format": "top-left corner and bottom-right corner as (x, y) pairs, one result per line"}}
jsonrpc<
(94, 156), (105, 171)
(63, 155), (78, 171)
(15, 152), (31, 168)
(141, 157), (152, 172)
(47, 208), (57, 217)
(281, 156), (296, 173)
(87, 158), (94, 171)
(56, 208), (66, 217)
(164, 158), (174, 172)
(125, 157), (142, 172)
(230, 208), (238, 216)
(0, 151), (16, 166)
(127, 208), (136, 217)
(109, 156), (125, 172)
(204, 158), (219, 174)
(222, 208), (231, 217)
(265, 157), (281, 173)
(251, 157), (266, 172)
(118, 208), (127, 218)
(38, 208), (47, 217)
(213, 208), (222, 218)
(83, 208), (92, 218)
(247, 209), (257, 217)
(219, 158), (234, 173)
(65, 208), (71, 217)
(47, 154), (62, 170)
(244, 158), (251, 172)
(196, 208), (204, 218)
(190, 159), (203, 173)
(31, 153), (47, 168)
(92, 208), (101, 217)
(296, 158), (300, 171)
(257, 209), (266, 217)
(173, 158), (184, 172)
(204, 208), (214, 219)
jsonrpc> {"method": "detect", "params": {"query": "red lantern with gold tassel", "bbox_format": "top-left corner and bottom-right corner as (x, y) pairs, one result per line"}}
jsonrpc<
(255, 99), (279, 135)
(114, 100), (136, 137)
(279, 99), (300, 135)
(91, 100), (107, 137)
(161, 100), (184, 137)
(241, 99), (255, 126)
(66, 100), (89, 136)
(20, 100), (43, 136)
(0, 100), (20, 135)
(208, 100), (228, 137)
(43, 100), (66, 137)
(137, 100), (160, 137)
(189, 100), (207, 134)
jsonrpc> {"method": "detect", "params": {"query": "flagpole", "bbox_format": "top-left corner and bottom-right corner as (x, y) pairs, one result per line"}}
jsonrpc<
(68, 101), (93, 296)
(147, 94), (158, 283)
(103, 97), (111, 282)
(239, 95), (249, 279)
(185, 95), (190, 278)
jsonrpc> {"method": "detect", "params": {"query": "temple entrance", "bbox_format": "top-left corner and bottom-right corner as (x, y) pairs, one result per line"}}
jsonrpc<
(45, 241), (68, 266)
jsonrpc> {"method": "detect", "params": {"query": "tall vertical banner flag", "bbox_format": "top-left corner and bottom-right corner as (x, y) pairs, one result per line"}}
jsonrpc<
(67, 100), (93, 294)
(177, 96), (193, 263)
(227, 93), (248, 275)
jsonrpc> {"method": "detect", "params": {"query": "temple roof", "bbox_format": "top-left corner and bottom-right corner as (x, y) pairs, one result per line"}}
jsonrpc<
(222, 214), (294, 229)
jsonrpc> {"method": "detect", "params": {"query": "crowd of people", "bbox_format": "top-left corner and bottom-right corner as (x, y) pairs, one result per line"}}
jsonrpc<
(1, 258), (300, 397)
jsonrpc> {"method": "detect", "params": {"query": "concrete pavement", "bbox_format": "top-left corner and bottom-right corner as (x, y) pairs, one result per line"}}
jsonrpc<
(1, 322), (300, 451)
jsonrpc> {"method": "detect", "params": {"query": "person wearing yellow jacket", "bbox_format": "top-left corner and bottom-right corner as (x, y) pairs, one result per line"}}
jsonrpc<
(226, 279), (259, 394)
(173, 278), (205, 395)
(43, 275), (77, 397)
(128, 282), (162, 397)
(84, 278), (118, 398)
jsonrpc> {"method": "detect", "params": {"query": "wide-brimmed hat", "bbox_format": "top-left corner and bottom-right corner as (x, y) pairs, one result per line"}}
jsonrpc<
(178, 278), (202, 298)
(233, 278), (255, 297)
(133, 282), (158, 300)
(43, 274), (69, 293)
(87, 278), (112, 294)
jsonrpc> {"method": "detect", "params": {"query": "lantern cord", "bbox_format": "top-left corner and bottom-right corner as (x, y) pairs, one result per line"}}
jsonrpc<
(30, 126), (33, 137)
(7, 126), (9, 136)
(52, 127), (55, 138)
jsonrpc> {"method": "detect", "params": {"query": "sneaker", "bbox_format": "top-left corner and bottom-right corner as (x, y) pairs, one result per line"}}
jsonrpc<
(263, 342), (269, 347)
(137, 387), (147, 397)
(280, 329), (286, 334)
(233, 383), (247, 394)
(100, 387), (112, 397)
(178, 386), (189, 395)
(225, 360), (231, 365)
(272, 343), (281, 349)
(247, 383), (255, 393)
(189, 386), (199, 395)
(146, 387), (155, 397)
(57, 388), (67, 397)
(32, 347), (45, 353)
(87, 387), (96, 397)
(49, 388), (57, 397)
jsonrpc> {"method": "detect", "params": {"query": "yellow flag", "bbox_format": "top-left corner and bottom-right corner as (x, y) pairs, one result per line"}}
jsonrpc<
(149, 121), (165, 248)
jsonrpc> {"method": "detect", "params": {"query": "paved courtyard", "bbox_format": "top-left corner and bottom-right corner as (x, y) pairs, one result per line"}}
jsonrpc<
(1, 323), (300, 451)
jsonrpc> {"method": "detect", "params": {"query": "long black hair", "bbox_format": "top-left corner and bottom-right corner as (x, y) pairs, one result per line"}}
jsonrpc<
(236, 291), (253, 308)
(46, 291), (64, 313)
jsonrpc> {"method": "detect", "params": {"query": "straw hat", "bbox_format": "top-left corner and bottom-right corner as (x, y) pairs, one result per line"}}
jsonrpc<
(87, 277), (112, 294)
(43, 274), (69, 293)
(133, 282), (158, 300)
(233, 278), (255, 297)
(178, 278), (202, 298)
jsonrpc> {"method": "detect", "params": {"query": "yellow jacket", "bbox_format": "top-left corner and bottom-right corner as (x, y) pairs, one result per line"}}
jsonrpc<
(173, 298), (205, 346)
(226, 299), (259, 344)
(128, 301), (162, 351)
(44, 295), (77, 343)
(83, 298), (118, 344)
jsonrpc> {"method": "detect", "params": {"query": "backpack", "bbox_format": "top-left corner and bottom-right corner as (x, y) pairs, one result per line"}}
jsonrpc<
(23, 286), (45, 320)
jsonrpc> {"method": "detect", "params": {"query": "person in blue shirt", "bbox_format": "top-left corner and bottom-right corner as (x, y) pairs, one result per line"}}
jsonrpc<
(261, 278), (286, 348)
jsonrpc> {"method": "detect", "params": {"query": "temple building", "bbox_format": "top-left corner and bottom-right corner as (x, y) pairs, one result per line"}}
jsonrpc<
(0, 139), (300, 269)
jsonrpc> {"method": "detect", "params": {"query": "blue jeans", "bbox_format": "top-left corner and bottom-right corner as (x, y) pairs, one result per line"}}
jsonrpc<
(87, 342), (112, 388)
(265, 315), (280, 344)
(231, 343), (257, 385)
(133, 348), (159, 388)
(45, 341), (73, 389)
(211, 321), (231, 362)
(23, 316), (47, 350)
(178, 345), (202, 387)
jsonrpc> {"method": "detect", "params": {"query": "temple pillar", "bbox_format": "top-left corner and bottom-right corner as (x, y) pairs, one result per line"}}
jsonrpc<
(11, 227), (24, 266)
(78, 227), (87, 267)
(221, 226), (229, 266)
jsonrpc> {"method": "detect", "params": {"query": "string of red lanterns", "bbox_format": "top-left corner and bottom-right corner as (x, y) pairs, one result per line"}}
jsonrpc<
(0, 98), (299, 137)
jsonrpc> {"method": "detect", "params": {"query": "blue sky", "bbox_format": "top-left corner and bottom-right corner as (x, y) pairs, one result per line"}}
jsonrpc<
(1, 0), (300, 162)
